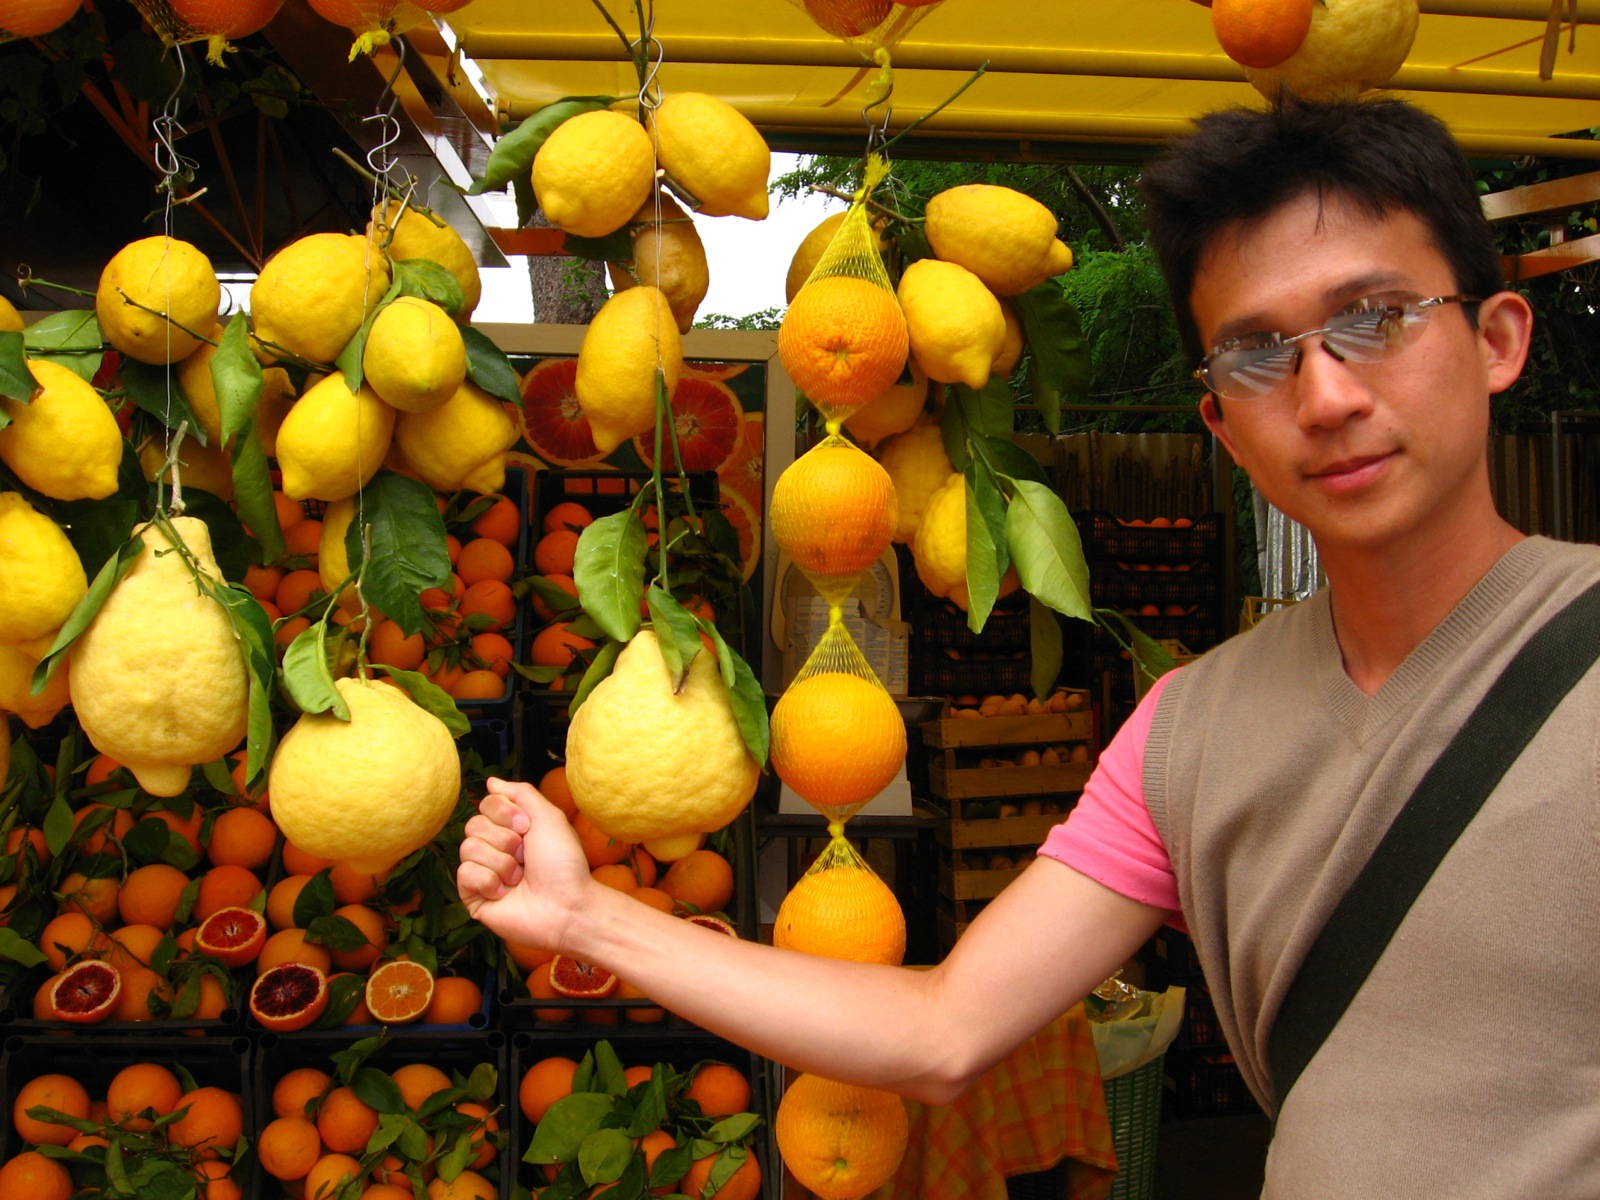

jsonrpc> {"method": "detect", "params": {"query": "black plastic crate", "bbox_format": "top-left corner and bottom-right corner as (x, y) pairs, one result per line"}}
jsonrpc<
(1140, 927), (1206, 992)
(0, 1032), (255, 1185)
(1074, 511), (1223, 565)
(253, 1028), (511, 1197)
(499, 809), (760, 1032)
(1172, 984), (1229, 1052)
(532, 469), (720, 533)
(460, 715), (517, 777)
(509, 1030), (774, 1198)
(440, 465), (534, 719)
(515, 690), (574, 777)
(911, 649), (1033, 697)
(1164, 1049), (1260, 1118)
(1089, 568), (1222, 610)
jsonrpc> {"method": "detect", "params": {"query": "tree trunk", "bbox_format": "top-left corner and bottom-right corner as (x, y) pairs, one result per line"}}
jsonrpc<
(527, 208), (609, 324)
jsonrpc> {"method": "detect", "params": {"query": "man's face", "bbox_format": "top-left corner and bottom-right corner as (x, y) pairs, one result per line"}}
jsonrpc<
(1191, 192), (1524, 558)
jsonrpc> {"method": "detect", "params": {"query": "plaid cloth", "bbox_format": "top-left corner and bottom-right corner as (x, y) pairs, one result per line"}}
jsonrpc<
(866, 1004), (1117, 1200)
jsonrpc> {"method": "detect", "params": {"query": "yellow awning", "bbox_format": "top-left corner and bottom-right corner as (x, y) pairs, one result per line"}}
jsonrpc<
(425, 0), (1600, 162)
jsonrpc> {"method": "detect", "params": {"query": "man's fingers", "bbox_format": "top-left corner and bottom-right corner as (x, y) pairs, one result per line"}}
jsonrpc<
(464, 810), (525, 857)
(460, 833), (525, 889)
(456, 859), (509, 906)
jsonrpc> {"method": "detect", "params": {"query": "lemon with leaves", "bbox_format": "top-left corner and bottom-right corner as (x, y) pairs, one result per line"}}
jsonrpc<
(0, 358), (122, 501)
(72, 516), (249, 796)
(251, 232), (390, 365)
(370, 199), (482, 318)
(275, 371), (395, 502)
(912, 472), (1020, 613)
(924, 185), (1074, 296)
(0, 295), (24, 331)
(1246, 0), (1417, 101)
(95, 236), (220, 364)
(393, 379), (518, 495)
(0, 492), (86, 646)
(363, 297), (466, 413)
(897, 259), (1006, 389)
(269, 676), (460, 875)
(648, 92), (771, 220)
(532, 109), (656, 239)
(138, 432), (235, 502)
(575, 286), (682, 455)
(565, 630), (760, 842)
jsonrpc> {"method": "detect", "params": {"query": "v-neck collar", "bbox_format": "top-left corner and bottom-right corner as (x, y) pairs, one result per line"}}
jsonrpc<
(1315, 537), (1553, 744)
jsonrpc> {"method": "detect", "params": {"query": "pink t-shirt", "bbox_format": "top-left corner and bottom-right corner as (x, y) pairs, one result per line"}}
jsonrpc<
(1037, 672), (1183, 920)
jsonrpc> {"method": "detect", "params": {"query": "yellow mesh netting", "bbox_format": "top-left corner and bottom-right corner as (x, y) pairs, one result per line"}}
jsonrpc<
(774, 828), (907, 966)
(127, 0), (285, 62)
(777, 155), (909, 428)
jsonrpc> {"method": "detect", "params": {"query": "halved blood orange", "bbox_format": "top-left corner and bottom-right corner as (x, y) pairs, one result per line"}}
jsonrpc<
(250, 963), (329, 1032)
(365, 959), (435, 1025)
(547, 955), (618, 999)
(632, 379), (745, 473)
(717, 412), (765, 512)
(195, 906), (268, 968)
(719, 489), (761, 585)
(519, 358), (606, 467)
(49, 959), (122, 1023)
(684, 914), (739, 938)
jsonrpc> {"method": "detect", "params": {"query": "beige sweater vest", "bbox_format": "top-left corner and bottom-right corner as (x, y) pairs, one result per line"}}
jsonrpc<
(1146, 536), (1600, 1199)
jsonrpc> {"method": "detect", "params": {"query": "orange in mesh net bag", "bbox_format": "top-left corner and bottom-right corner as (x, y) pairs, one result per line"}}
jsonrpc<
(788, 0), (942, 58)
(773, 831), (906, 966)
(778, 156), (908, 424)
(770, 661), (906, 819)
(770, 434), (899, 580)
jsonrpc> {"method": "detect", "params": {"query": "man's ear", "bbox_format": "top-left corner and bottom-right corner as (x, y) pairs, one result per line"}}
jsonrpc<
(1199, 392), (1239, 461)
(1476, 290), (1534, 394)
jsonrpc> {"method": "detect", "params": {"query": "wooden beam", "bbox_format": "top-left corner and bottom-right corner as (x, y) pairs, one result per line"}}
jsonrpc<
(1482, 170), (1600, 221)
(1501, 231), (1600, 280)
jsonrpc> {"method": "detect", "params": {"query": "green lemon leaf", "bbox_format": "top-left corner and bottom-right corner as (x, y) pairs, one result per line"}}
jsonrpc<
(293, 869), (337, 927)
(470, 96), (616, 197)
(461, 325), (523, 409)
(529, 575), (582, 616)
(724, 639), (770, 766)
(212, 311), (262, 447)
(513, 174), (538, 230)
(527, 1092), (618, 1165)
(1030, 596), (1064, 700)
(593, 1041), (628, 1097)
(311, 971), (369, 1029)
(43, 790), (74, 858)
(963, 463), (1007, 633)
(31, 531), (143, 694)
(55, 439), (144, 576)
(649, 1141), (693, 1191)
(283, 622), (349, 719)
(647, 585), (703, 691)
(335, 274), (403, 391)
(0, 927), (46, 967)
(574, 508), (647, 643)
(119, 359), (202, 441)
(1095, 607), (1178, 692)
(950, 377), (1015, 438)
(229, 419), (284, 565)
(1005, 479), (1093, 623)
(22, 310), (103, 380)
(182, 488), (251, 581)
(352, 1066), (407, 1115)
(393, 259), (464, 317)
(939, 393), (971, 471)
(373, 665), (471, 737)
(706, 1113), (762, 1143)
(0, 329), (37, 403)
(578, 1127), (634, 1186)
(306, 912), (372, 953)
(1014, 284), (1092, 435)
(349, 470), (453, 637)
(567, 638), (622, 718)
(563, 229), (634, 263)
(983, 435), (1051, 487)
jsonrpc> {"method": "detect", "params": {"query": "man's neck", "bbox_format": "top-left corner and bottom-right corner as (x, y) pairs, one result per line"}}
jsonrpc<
(1319, 512), (1524, 695)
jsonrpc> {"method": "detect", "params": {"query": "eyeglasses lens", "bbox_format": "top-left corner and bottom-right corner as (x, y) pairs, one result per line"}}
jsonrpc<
(1207, 303), (1427, 400)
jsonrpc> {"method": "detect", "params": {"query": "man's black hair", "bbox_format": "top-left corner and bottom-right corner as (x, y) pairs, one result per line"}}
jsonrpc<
(1139, 97), (1505, 365)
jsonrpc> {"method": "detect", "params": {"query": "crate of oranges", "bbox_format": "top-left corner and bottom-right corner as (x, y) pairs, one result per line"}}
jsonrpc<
(0, 742), (282, 1033)
(513, 1034), (769, 1199)
(0, 1033), (255, 1199)
(498, 800), (757, 1031)
(255, 1029), (509, 1198)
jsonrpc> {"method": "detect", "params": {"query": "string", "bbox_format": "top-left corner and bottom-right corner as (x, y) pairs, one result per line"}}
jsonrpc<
(152, 44), (195, 515)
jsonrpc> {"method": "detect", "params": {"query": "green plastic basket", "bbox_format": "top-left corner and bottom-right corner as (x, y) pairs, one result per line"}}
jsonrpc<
(1105, 1055), (1165, 1200)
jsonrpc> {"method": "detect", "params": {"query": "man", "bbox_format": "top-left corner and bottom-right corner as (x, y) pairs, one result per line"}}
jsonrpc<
(460, 98), (1600, 1196)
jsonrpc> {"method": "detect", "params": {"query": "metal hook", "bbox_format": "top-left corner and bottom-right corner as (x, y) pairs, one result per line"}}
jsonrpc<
(363, 37), (408, 183)
(635, 34), (666, 112)
(153, 45), (199, 192)
(861, 96), (893, 152)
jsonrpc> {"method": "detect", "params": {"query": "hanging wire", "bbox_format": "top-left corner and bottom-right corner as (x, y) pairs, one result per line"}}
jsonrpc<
(362, 36), (410, 192)
(151, 44), (199, 516)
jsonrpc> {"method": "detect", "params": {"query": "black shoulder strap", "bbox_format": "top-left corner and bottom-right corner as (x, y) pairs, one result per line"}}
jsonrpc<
(1267, 576), (1600, 1112)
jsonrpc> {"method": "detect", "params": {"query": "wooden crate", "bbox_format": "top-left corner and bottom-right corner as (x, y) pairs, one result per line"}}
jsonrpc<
(935, 806), (1074, 951)
(922, 697), (1096, 801)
